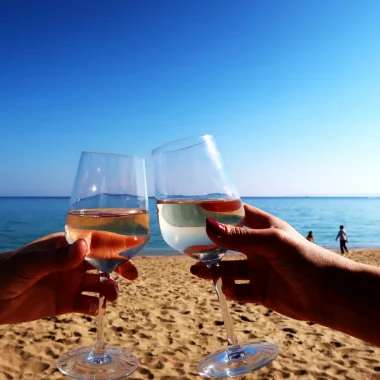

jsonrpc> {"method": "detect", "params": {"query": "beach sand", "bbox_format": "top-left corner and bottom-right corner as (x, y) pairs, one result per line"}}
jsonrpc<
(1, 249), (380, 379)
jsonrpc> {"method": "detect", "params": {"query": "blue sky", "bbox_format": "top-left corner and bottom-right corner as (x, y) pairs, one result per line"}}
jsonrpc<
(1, 0), (380, 197)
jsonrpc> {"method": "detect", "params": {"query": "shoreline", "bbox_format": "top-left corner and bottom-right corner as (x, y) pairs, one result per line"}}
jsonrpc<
(2, 246), (380, 256)
(140, 246), (380, 256)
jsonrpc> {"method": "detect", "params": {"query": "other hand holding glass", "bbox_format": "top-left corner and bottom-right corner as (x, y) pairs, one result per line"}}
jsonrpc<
(57, 151), (150, 380)
(152, 135), (278, 378)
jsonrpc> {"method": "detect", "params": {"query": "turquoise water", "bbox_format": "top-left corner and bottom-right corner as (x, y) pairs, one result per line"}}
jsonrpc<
(1, 197), (380, 253)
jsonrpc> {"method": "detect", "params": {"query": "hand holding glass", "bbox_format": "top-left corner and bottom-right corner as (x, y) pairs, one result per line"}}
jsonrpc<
(57, 151), (150, 380)
(152, 135), (278, 378)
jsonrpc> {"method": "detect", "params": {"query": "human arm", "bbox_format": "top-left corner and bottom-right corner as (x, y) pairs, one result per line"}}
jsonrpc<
(190, 205), (380, 347)
(0, 233), (138, 324)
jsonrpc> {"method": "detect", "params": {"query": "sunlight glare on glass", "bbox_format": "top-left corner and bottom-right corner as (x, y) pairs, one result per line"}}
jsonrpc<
(205, 135), (222, 170)
(92, 185), (97, 192)
(222, 185), (234, 197)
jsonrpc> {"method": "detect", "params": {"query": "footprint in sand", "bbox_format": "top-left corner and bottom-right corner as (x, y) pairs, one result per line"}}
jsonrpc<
(139, 367), (154, 379)
(282, 328), (297, 334)
(24, 361), (50, 373)
(364, 358), (379, 365)
(155, 360), (165, 369)
(294, 369), (308, 376)
(139, 332), (152, 340)
(330, 340), (343, 348)
(45, 347), (59, 360)
(294, 359), (308, 365)
(125, 328), (137, 336)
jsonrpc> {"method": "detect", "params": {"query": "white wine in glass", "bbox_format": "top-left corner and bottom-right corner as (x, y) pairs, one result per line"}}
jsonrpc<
(57, 151), (150, 380)
(152, 135), (279, 378)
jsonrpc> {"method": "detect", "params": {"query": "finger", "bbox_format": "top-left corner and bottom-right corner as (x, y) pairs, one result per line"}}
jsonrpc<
(206, 218), (278, 256)
(243, 204), (284, 229)
(88, 231), (146, 260)
(115, 260), (138, 280)
(74, 294), (100, 316)
(244, 204), (301, 235)
(21, 233), (67, 251)
(82, 274), (119, 302)
(190, 260), (250, 280)
(17, 239), (88, 279)
(81, 260), (96, 272)
(222, 280), (259, 303)
(190, 262), (211, 279)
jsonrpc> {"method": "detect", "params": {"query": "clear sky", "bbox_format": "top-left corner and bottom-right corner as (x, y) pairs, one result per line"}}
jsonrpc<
(1, 0), (380, 197)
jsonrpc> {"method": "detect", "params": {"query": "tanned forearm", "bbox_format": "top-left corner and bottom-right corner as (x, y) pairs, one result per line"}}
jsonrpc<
(320, 259), (380, 346)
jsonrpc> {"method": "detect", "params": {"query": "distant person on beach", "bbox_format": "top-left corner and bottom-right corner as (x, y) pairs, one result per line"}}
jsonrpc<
(0, 233), (138, 325)
(336, 225), (348, 254)
(191, 205), (380, 347)
(306, 231), (314, 243)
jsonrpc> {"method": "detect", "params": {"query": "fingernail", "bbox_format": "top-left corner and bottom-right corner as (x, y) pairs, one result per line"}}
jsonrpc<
(206, 218), (226, 235)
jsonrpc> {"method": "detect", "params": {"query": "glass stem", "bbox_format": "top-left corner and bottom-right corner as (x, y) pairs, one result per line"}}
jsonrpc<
(208, 261), (240, 349)
(93, 272), (108, 356)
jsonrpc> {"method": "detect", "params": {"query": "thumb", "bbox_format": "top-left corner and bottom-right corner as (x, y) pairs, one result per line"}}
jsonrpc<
(19, 239), (88, 279)
(205, 218), (276, 255)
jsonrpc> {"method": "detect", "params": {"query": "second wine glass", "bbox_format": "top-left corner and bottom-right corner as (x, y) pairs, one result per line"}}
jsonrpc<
(152, 135), (279, 378)
(57, 151), (150, 380)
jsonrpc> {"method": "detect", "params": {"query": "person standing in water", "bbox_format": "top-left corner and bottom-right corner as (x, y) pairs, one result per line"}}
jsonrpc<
(306, 231), (314, 243)
(336, 225), (348, 254)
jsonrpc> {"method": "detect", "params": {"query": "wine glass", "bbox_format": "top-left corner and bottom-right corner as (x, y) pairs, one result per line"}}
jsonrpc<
(152, 135), (279, 378)
(57, 151), (150, 380)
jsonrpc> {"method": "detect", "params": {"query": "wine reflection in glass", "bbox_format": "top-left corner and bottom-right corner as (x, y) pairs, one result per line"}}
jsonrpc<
(152, 135), (279, 378)
(57, 151), (150, 380)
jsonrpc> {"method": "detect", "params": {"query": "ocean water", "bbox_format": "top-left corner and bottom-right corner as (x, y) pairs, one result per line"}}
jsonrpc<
(1, 197), (380, 253)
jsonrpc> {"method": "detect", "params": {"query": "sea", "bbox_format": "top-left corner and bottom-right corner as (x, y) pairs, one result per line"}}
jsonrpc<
(1, 197), (380, 253)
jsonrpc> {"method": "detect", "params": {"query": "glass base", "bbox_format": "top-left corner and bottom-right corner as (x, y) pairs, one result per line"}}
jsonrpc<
(57, 346), (138, 380)
(196, 342), (279, 378)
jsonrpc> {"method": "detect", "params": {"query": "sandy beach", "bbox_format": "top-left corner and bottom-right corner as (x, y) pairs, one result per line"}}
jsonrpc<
(1, 249), (380, 380)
